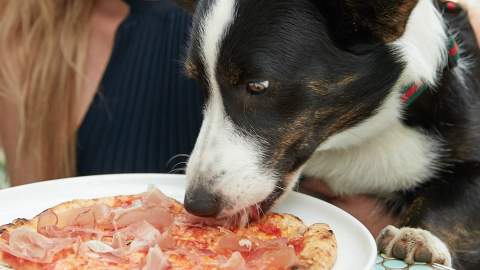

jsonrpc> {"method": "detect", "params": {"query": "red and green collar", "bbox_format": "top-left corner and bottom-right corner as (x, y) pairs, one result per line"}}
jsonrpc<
(401, 0), (461, 107)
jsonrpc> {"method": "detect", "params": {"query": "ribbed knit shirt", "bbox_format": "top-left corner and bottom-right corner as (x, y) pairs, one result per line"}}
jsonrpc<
(77, 0), (203, 176)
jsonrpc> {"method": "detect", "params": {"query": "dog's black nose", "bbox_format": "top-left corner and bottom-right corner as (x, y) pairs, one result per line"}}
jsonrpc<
(184, 187), (222, 217)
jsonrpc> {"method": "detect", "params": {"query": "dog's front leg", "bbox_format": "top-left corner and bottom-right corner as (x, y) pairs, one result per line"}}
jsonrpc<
(376, 175), (480, 270)
(377, 225), (452, 267)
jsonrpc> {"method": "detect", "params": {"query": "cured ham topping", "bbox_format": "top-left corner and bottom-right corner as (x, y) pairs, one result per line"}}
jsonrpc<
(156, 230), (176, 250)
(37, 205), (113, 235)
(37, 187), (173, 238)
(142, 185), (173, 209)
(219, 252), (247, 270)
(78, 240), (129, 264)
(39, 226), (111, 239)
(0, 228), (73, 263)
(112, 232), (127, 249)
(142, 245), (169, 270)
(37, 211), (58, 230)
(84, 240), (115, 253)
(249, 246), (298, 269)
(124, 221), (160, 243)
(113, 205), (173, 231)
(216, 233), (252, 253)
(216, 234), (298, 269)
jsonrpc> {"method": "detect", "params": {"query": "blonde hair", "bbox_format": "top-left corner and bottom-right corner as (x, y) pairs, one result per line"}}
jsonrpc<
(0, 1), (95, 181)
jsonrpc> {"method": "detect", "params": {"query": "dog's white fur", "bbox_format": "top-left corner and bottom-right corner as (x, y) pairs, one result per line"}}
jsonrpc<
(303, 0), (448, 195)
(186, 0), (278, 216)
(394, 0), (448, 85)
(303, 123), (443, 195)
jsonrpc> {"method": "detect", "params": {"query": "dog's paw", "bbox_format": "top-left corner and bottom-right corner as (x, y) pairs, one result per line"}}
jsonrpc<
(376, 225), (452, 267)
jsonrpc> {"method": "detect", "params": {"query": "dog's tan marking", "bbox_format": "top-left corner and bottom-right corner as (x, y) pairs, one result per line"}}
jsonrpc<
(185, 59), (199, 79)
(307, 75), (357, 95)
(345, 0), (419, 42)
(270, 103), (363, 163)
(335, 74), (358, 87)
(378, 0), (419, 42)
(323, 105), (364, 138)
(307, 81), (329, 96)
(270, 115), (310, 165)
(401, 197), (426, 226)
(269, 112), (319, 173)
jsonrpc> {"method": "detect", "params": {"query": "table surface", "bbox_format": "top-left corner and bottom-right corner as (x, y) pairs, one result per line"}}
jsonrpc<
(376, 254), (451, 270)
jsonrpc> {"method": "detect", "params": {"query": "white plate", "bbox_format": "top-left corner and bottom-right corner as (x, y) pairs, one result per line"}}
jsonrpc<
(0, 174), (377, 270)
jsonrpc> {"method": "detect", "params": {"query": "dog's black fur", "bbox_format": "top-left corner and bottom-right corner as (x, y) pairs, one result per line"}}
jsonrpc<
(176, 0), (480, 268)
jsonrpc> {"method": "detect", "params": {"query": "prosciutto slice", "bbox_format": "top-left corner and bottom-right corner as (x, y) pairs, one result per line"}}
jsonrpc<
(141, 185), (172, 208)
(37, 204), (113, 236)
(91, 221), (169, 258)
(78, 240), (129, 264)
(219, 252), (247, 270)
(0, 228), (74, 263)
(37, 187), (173, 236)
(247, 245), (298, 269)
(113, 205), (173, 231)
(216, 233), (252, 253)
(142, 245), (169, 270)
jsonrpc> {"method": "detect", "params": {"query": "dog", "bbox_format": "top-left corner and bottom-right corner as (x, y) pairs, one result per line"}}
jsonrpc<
(174, 0), (480, 268)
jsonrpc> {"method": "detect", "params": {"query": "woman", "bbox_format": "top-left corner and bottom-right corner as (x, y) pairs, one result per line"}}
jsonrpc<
(0, 0), (203, 186)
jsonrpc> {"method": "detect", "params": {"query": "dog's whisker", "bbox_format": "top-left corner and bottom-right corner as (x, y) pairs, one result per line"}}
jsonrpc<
(168, 167), (186, 174)
(171, 161), (188, 170)
(166, 154), (190, 167)
(256, 204), (261, 218)
(242, 208), (250, 227)
(256, 203), (265, 217)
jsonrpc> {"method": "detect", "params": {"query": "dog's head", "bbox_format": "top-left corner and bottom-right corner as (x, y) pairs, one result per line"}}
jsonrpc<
(177, 0), (447, 218)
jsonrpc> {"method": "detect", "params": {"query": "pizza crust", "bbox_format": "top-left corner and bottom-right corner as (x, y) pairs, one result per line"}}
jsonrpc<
(297, 224), (337, 270)
(265, 213), (308, 238)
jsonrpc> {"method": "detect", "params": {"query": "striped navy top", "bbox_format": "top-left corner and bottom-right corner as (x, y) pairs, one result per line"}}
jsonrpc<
(77, 0), (203, 176)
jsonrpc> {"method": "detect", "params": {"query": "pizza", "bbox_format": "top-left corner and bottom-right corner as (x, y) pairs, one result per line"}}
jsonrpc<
(0, 186), (336, 270)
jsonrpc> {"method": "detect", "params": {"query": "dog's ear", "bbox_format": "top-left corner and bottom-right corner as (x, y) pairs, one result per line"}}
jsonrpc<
(174, 0), (197, 13)
(319, 0), (419, 51)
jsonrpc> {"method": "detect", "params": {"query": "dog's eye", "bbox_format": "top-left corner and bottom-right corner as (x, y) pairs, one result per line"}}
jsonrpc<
(247, 81), (269, 95)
